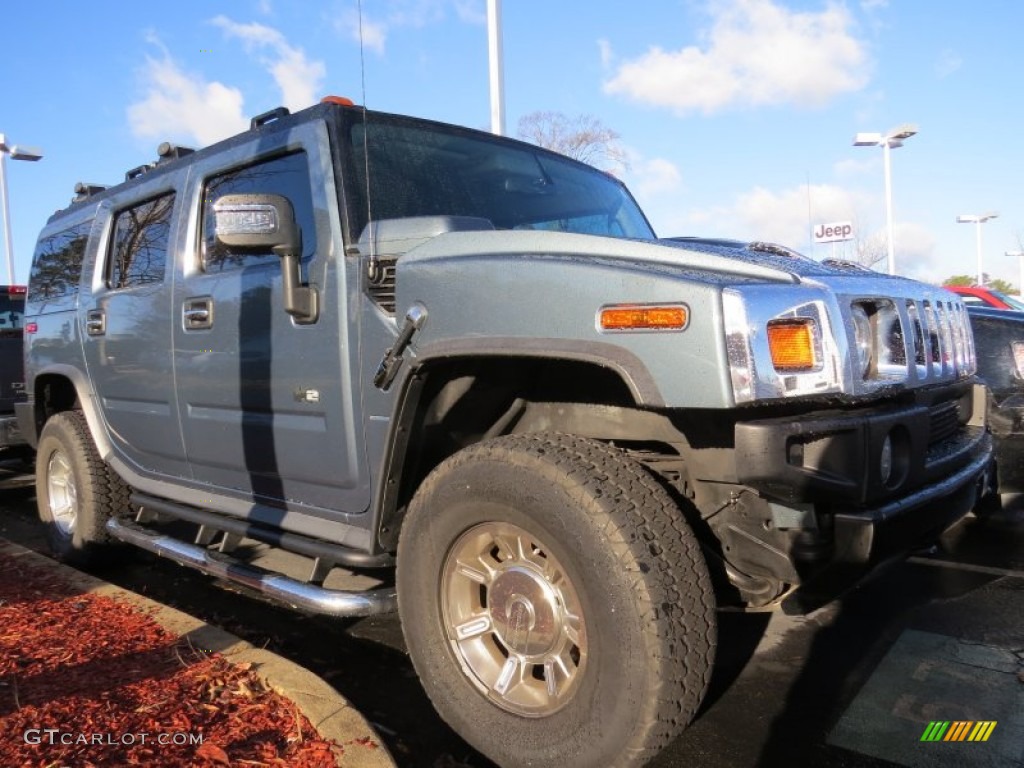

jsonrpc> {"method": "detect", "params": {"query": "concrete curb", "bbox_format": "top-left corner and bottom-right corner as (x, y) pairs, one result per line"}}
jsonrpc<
(0, 540), (396, 768)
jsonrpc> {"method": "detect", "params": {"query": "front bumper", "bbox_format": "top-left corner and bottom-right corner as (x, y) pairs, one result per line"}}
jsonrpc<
(777, 441), (988, 614)
(724, 384), (992, 611)
(733, 384), (986, 506)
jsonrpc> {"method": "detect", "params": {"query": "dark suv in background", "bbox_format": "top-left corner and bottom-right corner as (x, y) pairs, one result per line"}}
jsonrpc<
(968, 304), (1024, 501)
(0, 284), (27, 452)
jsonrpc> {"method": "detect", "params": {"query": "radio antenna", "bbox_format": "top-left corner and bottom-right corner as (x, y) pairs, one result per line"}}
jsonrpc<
(356, 0), (378, 278)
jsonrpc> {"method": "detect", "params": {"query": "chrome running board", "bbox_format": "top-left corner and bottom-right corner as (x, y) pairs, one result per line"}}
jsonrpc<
(105, 518), (397, 617)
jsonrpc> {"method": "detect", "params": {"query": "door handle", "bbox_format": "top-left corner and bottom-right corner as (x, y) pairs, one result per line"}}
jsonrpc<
(86, 309), (106, 336)
(183, 297), (214, 330)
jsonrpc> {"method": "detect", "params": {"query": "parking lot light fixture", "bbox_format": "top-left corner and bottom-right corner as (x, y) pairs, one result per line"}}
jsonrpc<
(853, 124), (918, 276)
(0, 134), (44, 284)
(1007, 250), (1024, 298)
(957, 213), (999, 286)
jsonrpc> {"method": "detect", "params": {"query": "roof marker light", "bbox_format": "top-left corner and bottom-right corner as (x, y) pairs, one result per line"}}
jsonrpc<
(321, 95), (356, 106)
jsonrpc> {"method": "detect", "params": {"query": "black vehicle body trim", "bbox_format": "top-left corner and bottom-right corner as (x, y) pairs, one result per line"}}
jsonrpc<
(734, 384), (985, 505)
(783, 438), (989, 613)
(408, 337), (665, 407)
(131, 492), (394, 568)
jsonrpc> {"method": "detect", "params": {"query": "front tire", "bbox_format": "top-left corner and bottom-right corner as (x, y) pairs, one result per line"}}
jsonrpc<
(397, 433), (716, 768)
(35, 411), (130, 565)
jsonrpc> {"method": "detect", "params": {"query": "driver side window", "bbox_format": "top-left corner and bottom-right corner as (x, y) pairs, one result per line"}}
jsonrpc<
(201, 151), (317, 273)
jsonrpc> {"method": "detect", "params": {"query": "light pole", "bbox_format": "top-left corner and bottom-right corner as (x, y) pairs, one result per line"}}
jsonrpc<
(956, 212), (998, 286)
(486, 0), (505, 136)
(853, 124), (918, 276)
(1007, 250), (1024, 296)
(0, 134), (44, 285)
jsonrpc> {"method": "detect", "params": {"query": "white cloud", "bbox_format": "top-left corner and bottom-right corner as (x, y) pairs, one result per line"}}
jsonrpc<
(889, 221), (937, 279)
(597, 38), (613, 70)
(676, 183), (865, 247)
(737, 184), (859, 245)
(335, 1), (483, 55)
(603, 0), (870, 115)
(211, 16), (325, 110)
(935, 48), (962, 78)
(833, 157), (876, 177)
(127, 51), (247, 146)
(628, 155), (684, 199)
(338, 9), (388, 55)
(452, 0), (487, 25)
(674, 184), (937, 275)
(386, 0), (446, 27)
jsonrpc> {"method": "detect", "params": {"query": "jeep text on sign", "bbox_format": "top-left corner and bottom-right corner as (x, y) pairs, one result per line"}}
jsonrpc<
(814, 220), (853, 243)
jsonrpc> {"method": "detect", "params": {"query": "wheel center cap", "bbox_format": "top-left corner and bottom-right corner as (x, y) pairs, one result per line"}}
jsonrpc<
(489, 566), (560, 657)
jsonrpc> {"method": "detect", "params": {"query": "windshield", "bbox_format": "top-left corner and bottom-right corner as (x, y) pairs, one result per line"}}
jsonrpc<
(343, 112), (654, 241)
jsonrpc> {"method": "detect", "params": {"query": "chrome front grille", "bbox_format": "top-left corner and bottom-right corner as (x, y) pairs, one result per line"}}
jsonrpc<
(849, 295), (975, 387)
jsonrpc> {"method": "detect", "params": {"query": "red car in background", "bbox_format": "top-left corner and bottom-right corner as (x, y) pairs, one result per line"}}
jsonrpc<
(945, 285), (1024, 310)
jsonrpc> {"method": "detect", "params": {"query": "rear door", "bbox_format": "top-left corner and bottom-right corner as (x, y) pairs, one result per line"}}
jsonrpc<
(172, 120), (370, 516)
(80, 186), (187, 478)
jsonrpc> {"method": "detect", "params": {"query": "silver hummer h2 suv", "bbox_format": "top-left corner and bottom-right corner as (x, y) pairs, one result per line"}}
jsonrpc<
(20, 97), (990, 768)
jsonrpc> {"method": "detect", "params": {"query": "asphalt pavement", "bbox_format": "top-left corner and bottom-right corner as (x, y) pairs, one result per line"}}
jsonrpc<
(2, 459), (1022, 768)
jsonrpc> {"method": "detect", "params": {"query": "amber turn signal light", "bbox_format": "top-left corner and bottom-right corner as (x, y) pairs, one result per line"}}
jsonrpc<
(767, 319), (817, 371)
(599, 305), (688, 331)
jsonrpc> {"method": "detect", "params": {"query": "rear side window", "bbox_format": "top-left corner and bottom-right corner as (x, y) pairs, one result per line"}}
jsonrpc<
(28, 221), (91, 302)
(201, 151), (316, 272)
(108, 193), (175, 289)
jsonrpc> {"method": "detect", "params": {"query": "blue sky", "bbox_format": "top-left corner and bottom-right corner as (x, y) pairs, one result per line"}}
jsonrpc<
(3, 0), (1022, 288)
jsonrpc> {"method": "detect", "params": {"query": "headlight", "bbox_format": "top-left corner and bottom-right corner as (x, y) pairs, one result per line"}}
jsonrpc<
(851, 303), (872, 378)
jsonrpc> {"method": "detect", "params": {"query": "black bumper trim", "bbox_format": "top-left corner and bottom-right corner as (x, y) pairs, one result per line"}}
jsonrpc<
(734, 397), (985, 506)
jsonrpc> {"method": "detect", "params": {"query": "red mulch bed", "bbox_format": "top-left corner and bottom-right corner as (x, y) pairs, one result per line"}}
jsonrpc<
(0, 551), (362, 767)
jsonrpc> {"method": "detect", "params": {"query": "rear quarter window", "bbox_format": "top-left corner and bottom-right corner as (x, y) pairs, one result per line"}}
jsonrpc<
(107, 193), (175, 289)
(28, 221), (91, 303)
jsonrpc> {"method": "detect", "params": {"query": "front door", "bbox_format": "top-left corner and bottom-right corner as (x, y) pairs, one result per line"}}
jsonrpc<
(172, 122), (370, 517)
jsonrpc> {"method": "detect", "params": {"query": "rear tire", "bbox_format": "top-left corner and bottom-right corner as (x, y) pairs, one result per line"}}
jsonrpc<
(397, 433), (716, 768)
(35, 411), (130, 565)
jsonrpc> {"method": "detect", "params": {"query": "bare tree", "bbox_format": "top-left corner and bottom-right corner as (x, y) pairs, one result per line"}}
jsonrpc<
(827, 211), (885, 268)
(852, 227), (887, 269)
(517, 111), (628, 174)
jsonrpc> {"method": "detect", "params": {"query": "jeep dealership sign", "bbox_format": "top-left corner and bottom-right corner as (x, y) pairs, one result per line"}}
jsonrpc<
(814, 220), (853, 243)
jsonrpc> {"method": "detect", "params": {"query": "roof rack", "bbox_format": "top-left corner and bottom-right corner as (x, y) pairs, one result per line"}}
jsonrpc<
(250, 106), (290, 130)
(125, 163), (156, 182)
(157, 142), (196, 163)
(72, 182), (108, 203)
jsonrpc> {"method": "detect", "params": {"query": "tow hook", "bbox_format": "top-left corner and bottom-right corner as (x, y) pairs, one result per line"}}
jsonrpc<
(374, 303), (428, 391)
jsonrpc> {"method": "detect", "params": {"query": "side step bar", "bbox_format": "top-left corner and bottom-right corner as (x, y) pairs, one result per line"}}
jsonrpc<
(130, 492), (395, 569)
(105, 518), (398, 618)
